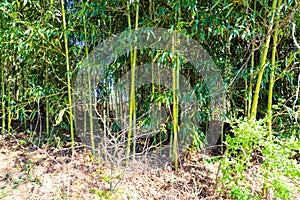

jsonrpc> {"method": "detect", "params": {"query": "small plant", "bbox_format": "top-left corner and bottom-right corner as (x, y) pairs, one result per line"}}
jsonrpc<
(14, 160), (42, 186)
(218, 118), (300, 199)
(261, 135), (300, 199)
(0, 189), (7, 198)
(91, 188), (127, 200)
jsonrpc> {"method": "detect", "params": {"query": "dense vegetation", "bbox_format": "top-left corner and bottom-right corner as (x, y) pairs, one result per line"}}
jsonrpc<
(1, 0), (299, 199)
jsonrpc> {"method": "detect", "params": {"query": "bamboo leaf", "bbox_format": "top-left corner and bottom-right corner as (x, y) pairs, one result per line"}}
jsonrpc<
(55, 108), (66, 126)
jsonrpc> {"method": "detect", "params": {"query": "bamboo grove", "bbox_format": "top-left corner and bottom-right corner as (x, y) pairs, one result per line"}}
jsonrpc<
(0, 0), (299, 168)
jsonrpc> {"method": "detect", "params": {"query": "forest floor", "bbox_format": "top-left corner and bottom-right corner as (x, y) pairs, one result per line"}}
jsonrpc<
(0, 134), (298, 200)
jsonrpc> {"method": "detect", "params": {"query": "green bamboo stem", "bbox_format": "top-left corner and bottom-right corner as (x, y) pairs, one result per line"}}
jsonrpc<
(171, 32), (179, 170)
(82, 7), (88, 138)
(158, 62), (162, 154)
(247, 0), (256, 118)
(250, 0), (278, 119)
(172, 2), (182, 171)
(267, 0), (282, 139)
(7, 64), (11, 133)
(126, 0), (139, 167)
(114, 84), (119, 131)
(61, 0), (75, 156)
(126, 0), (133, 167)
(1, 44), (5, 135)
(83, 11), (95, 155)
(172, 55), (179, 170)
(267, 32), (277, 139)
(248, 41), (254, 118)
(119, 87), (124, 132)
(132, 1), (140, 159)
(0, 14), (5, 134)
(45, 52), (50, 138)
(151, 52), (157, 150)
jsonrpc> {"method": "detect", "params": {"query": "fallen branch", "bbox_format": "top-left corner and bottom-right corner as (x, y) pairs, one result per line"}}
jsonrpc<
(291, 22), (300, 50)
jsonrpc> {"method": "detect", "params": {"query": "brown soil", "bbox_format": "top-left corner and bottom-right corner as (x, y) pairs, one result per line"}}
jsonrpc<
(0, 135), (299, 200)
(0, 134), (224, 200)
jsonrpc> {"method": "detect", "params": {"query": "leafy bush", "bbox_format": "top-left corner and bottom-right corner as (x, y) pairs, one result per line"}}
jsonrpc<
(218, 118), (300, 199)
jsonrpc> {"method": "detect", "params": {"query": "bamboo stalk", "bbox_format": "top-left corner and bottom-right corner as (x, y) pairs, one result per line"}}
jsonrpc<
(126, 0), (133, 167)
(172, 1), (182, 171)
(250, 0), (278, 119)
(45, 50), (50, 138)
(83, 11), (95, 155)
(1, 43), (5, 135)
(126, 0), (140, 167)
(0, 13), (5, 135)
(7, 61), (11, 133)
(267, 0), (282, 139)
(247, 0), (256, 118)
(171, 32), (179, 170)
(61, 0), (75, 156)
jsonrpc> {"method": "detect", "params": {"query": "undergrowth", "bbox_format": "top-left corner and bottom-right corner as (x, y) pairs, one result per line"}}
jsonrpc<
(218, 118), (300, 199)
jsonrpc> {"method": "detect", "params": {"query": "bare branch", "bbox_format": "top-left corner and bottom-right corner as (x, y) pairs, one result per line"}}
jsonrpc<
(291, 22), (300, 50)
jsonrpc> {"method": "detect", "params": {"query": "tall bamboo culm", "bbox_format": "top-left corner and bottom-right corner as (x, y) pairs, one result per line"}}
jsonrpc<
(247, 0), (256, 118)
(267, 0), (282, 139)
(126, 0), (139, 167)
(61, 0), (75, 156)
(250, 0), (278, 119)
(83, 6), (96, 155)
(171, 33), (179, 171)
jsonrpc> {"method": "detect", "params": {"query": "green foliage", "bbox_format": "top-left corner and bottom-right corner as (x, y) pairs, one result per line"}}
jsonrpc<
(0, 0), (299, 144)
(93, 188), (127, 200)
(219, 118), (300, 199)
(261, 135), (300, 199)
(0, 0), (300, 197)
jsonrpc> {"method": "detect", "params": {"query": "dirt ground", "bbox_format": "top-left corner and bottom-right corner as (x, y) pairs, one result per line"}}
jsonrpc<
(0, 134), (299, 200)
(0, 133), (224, 200)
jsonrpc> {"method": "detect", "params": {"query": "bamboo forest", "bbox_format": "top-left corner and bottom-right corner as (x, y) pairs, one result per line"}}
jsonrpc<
(0, 0), (299, 199)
